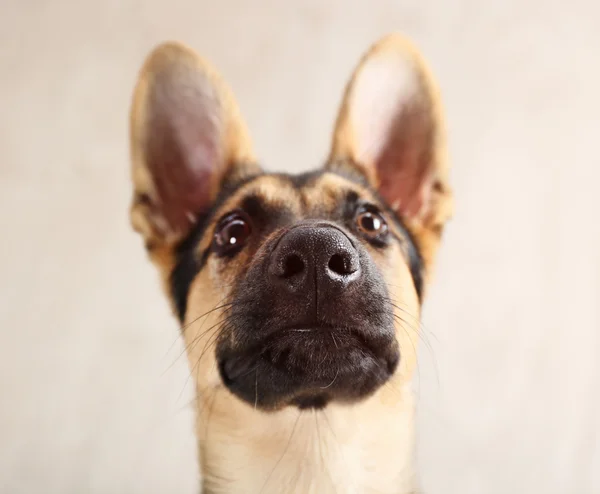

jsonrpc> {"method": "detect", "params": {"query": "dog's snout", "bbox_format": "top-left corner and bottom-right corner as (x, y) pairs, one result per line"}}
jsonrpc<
(223, 221), (399, 410)
(269, 225), (360, 295)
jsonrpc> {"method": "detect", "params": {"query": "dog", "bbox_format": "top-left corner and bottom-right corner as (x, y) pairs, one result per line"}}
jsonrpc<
(128, 33), (453, 494)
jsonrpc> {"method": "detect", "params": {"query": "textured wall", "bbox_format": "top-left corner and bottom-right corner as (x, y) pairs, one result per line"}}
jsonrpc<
(1, 1), (598, 493)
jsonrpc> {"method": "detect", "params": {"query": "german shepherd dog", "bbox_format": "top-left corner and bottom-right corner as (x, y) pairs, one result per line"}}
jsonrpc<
(128, 33), (453, 494)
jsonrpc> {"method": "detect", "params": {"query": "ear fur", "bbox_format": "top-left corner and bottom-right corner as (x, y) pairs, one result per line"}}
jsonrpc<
(129, 42), (259, 248)
(328, 33), (453, 272)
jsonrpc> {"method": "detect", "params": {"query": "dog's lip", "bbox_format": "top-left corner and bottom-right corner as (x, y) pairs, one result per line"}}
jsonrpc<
(281, 325), (332, 334)
(278, 323), (385, 354)
(280, 322), (353, 333)
(276, 324), (380, 354)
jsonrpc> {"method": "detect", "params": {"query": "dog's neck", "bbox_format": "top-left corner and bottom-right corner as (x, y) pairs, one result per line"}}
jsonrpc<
(196, 381), (418, 494)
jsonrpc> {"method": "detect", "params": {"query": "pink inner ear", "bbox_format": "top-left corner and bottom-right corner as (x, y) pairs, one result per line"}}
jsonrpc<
(145, 69), (225, 236)
(376, 112), (433, 218)
(351, 54), (433, 219)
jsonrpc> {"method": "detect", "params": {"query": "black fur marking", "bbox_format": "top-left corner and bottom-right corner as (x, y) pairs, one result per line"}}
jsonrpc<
(279, 166), (371, 191)
(326, 160), (372, 189)
(240, 194), (277, 224)
(284, 170), (324, 189)
(380, 205), (424, 303)
(401, 225), (424, 302)
(342, 188), (424, 302)
(170, 222), (210, 323)
(170, 172), (263, 322)
(239, 194), (297, 242)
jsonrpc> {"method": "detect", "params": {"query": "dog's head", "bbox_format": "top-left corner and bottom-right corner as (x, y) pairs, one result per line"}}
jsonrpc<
(128, 34), (452, 411)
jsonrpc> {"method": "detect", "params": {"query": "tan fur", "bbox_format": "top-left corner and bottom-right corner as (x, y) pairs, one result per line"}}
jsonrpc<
(128, 32), (452, 494)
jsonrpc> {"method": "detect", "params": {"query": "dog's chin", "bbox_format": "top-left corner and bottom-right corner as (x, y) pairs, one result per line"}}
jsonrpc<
(217, 327), (400, 411)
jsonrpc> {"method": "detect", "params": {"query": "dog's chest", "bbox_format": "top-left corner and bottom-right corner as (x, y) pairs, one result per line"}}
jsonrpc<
(199, 390), (417, 494)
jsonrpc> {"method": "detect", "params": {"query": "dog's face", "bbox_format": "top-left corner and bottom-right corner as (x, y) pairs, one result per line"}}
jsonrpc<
(191, 171), (420, 410)
(128, 34), (452, 412)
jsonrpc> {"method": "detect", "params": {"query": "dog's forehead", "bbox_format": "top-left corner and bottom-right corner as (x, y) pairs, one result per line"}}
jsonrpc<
(222, 171), (371, 217)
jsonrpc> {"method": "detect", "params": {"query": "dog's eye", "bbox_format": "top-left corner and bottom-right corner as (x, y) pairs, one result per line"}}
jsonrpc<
(214, 212), (252, 255)
(355, 208), (388, 238)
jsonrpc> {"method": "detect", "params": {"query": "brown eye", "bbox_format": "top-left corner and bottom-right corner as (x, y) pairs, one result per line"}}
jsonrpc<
(214, 212), (252, 255)
(356, 208), (388, 238)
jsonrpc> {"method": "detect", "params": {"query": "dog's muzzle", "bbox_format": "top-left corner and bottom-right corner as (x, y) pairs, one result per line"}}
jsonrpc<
(217, 221), (399, 410)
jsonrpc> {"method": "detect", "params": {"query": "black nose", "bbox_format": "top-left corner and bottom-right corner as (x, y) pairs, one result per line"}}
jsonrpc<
(268, 223), (361, 296)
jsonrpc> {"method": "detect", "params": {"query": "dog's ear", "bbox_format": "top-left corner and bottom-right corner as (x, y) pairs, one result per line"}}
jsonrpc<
(328, 34), (453, 264)
(129, 42), (259, 247)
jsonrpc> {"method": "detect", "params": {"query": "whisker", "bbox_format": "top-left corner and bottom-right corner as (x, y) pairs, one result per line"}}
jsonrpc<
(181, 300), (234, 335)
(330, 333), (339, 349)
(320, 410), (339, 448)
(398, 319), (423, 401)
(385, 301), (441, 390)
(319, 367), (339, 389)
(314, 411), (334, 493)
(184, 313), (234, 359)
(254, 368), (259, 410)
(383, 293), (440, 344)
(391, 312), (435, 356)
(162, 299), (233, 374)
(177, 321), (232, 402)
(203, 385), (222, 441)
(258, 411), (301, 494)
(194, 323), (229, 366)
(380, 293), (440, 386)
(172, 393), (200, 417)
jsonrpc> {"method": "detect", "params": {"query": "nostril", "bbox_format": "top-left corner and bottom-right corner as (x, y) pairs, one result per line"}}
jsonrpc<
(328, 253), (353, 275)
(282, 254), (305, 278)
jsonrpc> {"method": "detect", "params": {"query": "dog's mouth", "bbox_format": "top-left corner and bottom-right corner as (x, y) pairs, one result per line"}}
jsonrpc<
(217, 324), (399, 410)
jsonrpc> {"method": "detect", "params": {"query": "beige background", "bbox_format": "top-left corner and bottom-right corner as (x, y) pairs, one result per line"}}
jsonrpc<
(1, 1), (599, 493)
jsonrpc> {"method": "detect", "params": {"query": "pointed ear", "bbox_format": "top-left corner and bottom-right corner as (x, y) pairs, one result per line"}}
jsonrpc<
(327, 34), (453, 247)
(129, 42), (260, 247)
